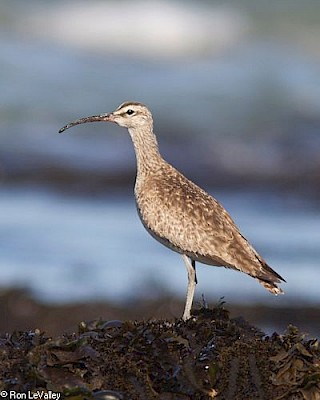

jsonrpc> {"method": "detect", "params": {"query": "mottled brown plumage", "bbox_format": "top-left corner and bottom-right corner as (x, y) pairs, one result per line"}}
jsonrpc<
(59, 101), (285, 320)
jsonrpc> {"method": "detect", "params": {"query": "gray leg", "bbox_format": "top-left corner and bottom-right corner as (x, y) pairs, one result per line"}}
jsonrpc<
(181, 254), (197, 321)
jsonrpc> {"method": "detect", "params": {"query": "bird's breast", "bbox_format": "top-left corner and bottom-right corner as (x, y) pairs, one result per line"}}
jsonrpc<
(134, 172), (220, 257)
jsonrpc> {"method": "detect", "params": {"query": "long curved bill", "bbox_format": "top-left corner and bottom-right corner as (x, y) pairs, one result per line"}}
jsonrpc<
(59, 113), (114, 133)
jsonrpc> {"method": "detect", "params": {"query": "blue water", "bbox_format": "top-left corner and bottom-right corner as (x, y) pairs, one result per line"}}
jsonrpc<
(1, 2), (320, 184)
(1, 1), (320, 307)
(0, 187), (319, 306)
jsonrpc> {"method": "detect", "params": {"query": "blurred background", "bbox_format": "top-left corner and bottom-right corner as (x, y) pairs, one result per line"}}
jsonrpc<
(0, 0), (320, 335)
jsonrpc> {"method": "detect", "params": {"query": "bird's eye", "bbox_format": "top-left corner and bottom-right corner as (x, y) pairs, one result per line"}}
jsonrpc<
(126, 109), (134, 115)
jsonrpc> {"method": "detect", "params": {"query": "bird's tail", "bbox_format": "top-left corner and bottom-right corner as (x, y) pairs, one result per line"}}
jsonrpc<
(258, 278), (284, 295)
(254, 255), (286, 295)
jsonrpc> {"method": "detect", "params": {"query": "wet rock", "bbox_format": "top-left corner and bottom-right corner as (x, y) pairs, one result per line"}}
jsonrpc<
(0, 307), (319, 399)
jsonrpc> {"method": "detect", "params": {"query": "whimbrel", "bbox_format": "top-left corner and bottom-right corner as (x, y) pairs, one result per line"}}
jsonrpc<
(59, 102), (285, 320)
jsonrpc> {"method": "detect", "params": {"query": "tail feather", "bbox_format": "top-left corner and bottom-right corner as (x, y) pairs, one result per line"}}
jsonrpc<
(258, 278), (284, 295)
(254, 256), (285, 295)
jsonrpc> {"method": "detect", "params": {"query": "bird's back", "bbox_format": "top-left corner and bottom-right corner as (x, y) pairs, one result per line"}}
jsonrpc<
(135, 159), (284, 293)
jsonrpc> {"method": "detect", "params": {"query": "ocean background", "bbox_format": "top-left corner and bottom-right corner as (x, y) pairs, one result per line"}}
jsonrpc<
(0, 0), (320, 312)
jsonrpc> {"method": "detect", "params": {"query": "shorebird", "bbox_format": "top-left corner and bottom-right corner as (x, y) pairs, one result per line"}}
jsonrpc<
(59, 102), (285, 320)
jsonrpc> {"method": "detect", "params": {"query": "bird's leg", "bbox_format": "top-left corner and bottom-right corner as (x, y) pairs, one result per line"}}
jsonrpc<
(181, 255), (197, 321)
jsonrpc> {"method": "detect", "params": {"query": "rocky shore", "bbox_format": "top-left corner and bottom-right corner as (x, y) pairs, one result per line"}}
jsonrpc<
(1, 293), (319, 399)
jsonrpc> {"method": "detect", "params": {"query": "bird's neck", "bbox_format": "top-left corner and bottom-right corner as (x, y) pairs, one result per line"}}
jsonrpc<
(128, 125), (162, 176)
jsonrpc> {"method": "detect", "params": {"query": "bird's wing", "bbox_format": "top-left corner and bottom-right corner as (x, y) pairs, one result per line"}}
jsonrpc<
(136, 164), (283, 285)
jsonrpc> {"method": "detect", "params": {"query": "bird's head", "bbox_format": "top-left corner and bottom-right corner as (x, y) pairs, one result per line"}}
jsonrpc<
(59, 102), (153, 133)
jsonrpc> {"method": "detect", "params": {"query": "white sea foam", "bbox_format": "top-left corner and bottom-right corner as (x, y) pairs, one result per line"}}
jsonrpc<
(21, 1), (248, 58)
